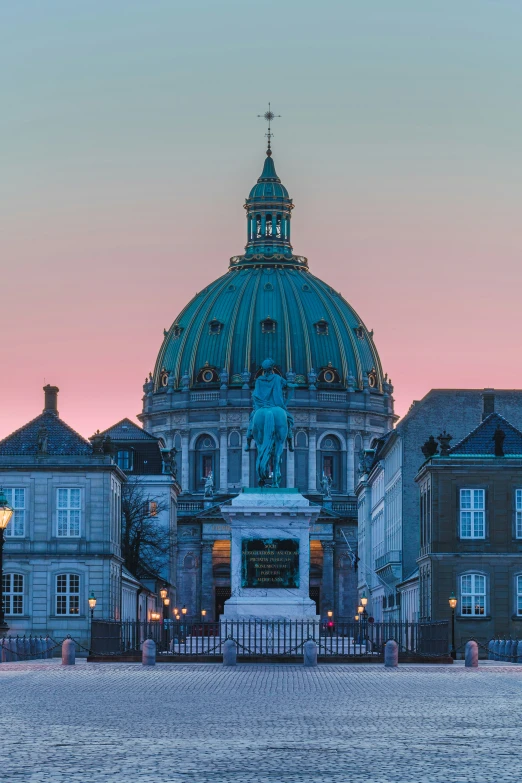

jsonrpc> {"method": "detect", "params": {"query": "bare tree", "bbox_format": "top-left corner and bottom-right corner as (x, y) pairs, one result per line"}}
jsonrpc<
(121, 480), (171, 579)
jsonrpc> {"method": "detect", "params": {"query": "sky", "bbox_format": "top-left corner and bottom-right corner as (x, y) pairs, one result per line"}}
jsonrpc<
(2, 0), (522, 439)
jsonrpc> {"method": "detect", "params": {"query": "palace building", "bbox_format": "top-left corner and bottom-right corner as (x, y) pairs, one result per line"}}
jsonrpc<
(138, 141), (396, 621)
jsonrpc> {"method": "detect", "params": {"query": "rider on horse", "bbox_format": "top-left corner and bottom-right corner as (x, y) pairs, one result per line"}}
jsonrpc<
(245, 358), (295, 452)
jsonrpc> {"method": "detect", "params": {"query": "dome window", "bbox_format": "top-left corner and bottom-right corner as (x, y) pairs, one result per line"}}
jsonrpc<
(314, 319), (329, 336)
(266, 214), (273, 236)
(197, 365), (219, 384)
(256, 216), (262, 238)
(160, 369), (169, 387)
(209, 319), (224, 335)
(302, 284), (310, 292)
(173, 324), (183, 339)
(261, 317), (277, 334)
(276, 216), (282, 238)
(355, 325), (365, 340)
(368, 369), (378, 389)
(319, 365), (340, 384)
(264, 282), (274, 291)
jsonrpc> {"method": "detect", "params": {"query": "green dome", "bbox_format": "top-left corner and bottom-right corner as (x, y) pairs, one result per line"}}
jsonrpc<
(154, 265), (383, 392)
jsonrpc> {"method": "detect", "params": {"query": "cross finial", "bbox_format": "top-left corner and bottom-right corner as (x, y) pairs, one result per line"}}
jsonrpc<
(257, 102), (281, 157)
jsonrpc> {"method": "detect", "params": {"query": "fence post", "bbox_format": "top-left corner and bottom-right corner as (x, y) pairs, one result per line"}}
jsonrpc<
(23, 636), (30, 658)
(46, 637), (53, 659)
(464, 640), (478, 668)
(8, 637), (17, 661)
(1, 637), (8, 663)
(223, 638), (237, 666)
(35, 637), (44, 658)
(303, 639), (318, 667)
(142, 638), (156, 666)
(62, 637), (76, 665)
(384, 639), (398, 668)
(499, 639), (506, 661)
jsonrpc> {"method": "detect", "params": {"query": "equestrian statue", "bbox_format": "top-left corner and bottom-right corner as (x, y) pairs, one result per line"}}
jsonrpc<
(245, 358), (297, 487)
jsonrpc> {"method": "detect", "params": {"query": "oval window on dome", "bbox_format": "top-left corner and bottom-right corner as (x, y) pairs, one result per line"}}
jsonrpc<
(319, 366), (340, 385)
(324, 370), (335, 383)
(264, 283), (274, 291)
(368, 370), (378, 389)
(202, 369), (214, 383)
(160, 371), (169, 388)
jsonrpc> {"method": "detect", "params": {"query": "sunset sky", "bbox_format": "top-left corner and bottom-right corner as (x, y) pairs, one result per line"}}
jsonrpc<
(2, 1), (522, 439)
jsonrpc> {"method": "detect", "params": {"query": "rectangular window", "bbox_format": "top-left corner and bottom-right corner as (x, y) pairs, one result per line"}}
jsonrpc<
(202, 455), (213, 477)
(460, 573), (486, 616)
(56, 574), (80, 615)
(57, 488), (81, 537)
(460, 489), (485, 539)
(323, 456), (334, 479)
(517, 575), (522, 617)
(4, 488), (26, 537)
(516, 490), (522, 539)
(2, 573), (24, 615)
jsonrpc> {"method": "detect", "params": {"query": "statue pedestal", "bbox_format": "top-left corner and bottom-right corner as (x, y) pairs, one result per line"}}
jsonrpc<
(221, 489), (320, 620)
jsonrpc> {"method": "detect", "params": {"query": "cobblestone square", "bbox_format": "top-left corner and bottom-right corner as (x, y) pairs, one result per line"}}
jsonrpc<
(1, 661), (521, 783)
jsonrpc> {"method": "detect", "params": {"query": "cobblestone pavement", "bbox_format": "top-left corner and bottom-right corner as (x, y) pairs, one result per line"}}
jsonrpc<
(1, 660), (522, 783)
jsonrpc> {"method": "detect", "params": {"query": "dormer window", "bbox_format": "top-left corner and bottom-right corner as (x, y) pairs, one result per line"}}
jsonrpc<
(368, 369), (378, 388)
(314, 319), (329, 336)
(261, 317), (277, 334)
(319, 365), (340, 384)
(173, 324), (183, 339)
(197, 365), (219, 384)
(209, 319), (223, 335)
(355, 325), (365, 340)
(116, 450), (133, 471)
(160, 369), (169, 387)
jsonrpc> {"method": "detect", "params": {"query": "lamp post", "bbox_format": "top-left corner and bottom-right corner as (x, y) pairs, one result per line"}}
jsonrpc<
(449, 591), (458, 659)
(88, 591), (97, 620)
(326, 609), (334, 635)
(181, 605), (188, 642)
(0, 488), (14, 633)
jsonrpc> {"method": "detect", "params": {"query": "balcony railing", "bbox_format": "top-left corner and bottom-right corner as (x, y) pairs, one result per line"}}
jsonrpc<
(190, 391), (220, 402)
(374, 550), (402, 571)
(318, 392), (346, 403)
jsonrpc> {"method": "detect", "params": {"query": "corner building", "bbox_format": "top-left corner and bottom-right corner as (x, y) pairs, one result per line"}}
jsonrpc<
(139, 146), (396, 621)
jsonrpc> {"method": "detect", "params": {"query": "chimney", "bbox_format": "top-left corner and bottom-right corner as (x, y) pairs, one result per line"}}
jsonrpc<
(482, 388), (495, 421)
(43, 384), (59, 416)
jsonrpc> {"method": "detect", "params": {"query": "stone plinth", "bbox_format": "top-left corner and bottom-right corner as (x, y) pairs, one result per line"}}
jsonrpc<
(221, 488), (320, 620)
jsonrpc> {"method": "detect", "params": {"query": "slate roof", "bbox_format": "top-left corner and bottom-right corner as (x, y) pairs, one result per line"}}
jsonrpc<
(97, 418), (157, 442)
(449, 412), (522, 457)
(0, 411), (92, 457)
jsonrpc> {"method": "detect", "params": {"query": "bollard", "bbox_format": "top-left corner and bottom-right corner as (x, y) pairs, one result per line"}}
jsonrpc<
(61, 637), (76, 666)
(29, 635), (36, 657)
(46, 637), (53, 659)
(23, 636), (30, 658)
(512, 640), (519, 663)
(223, 638), (237, 666)
(493, 639), (500, 661)
(35, 637), (44, 659)
(488, 639), (495, 660)
(499, 639), (506, 661)
(16, 637), (24, 661)
(303, 639), (318, 667)
(8, 637), (17, 662)
(384, 639), (399, 668)
(505, 640), (513, 661)
(1, 638), (8, 663)
(142, 638), (156, 666)
(465, 640), (478, 668)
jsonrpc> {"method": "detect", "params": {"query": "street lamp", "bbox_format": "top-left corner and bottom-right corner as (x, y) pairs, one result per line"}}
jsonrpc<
(201, 609), (207, 619)
(0, 488), (14, 633)
(151, 611), (161, 621)
(449, 591), (458, 659)
(88, 591), (97, 620)
(361, 592), (368, 608)
(160, 585), (168, 601)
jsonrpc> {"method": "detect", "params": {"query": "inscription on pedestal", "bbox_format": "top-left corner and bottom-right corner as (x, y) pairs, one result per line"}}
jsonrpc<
(241, 538), (299, 588)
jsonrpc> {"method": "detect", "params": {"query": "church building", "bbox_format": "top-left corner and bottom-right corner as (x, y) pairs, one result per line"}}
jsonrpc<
(138, 140), (396, 621)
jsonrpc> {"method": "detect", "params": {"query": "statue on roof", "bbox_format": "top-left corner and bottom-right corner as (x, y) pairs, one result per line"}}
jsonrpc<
(493, 424), (506, 457)
(36, 425), (48, 455)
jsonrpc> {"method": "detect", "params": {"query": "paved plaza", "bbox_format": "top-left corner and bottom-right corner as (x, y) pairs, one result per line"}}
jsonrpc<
(1, 660), (521, 783)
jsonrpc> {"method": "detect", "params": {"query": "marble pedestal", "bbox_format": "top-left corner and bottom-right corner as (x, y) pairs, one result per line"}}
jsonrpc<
(221, 488), (320, 620)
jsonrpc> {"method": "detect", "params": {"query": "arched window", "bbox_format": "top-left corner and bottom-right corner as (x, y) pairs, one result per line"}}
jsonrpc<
(56, 573), (80, 615)
(256, 215), (262, 238)
(276, 215), (282, 238)
(266, 214), (273, 236)
(117, 450), (133, 471)
(2, 573), (24, 615)
(194, 435), (217, 492)
(320, 435), (341, 492)
(460, 573), (486, 616)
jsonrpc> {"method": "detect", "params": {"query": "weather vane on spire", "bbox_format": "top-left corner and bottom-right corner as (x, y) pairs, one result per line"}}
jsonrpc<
(258, 102), (281, 157)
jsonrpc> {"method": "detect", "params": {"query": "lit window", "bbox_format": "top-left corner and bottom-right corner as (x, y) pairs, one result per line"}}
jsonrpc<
(516, 490), (522, 538)
(460, 573), (486, 616)
(56, 574), (80, 615)
(323, 456), (334, 479)
(517, 575), (522, 616)
(57, 489), (81, 537)
(3, 488), (25, 538)
(2, 573), (24, 615)
(149, 501), (158, 517)
(459, 489), (485, 539)
(202, 455), (213, 477)
(117, 450), (133, 471)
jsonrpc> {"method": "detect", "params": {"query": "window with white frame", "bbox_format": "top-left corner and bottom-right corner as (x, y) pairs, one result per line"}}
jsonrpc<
(2, 573), (24, 615)
(56, 574), (80, 615)
(517, 575), (522, 617)
(57, 488), (81, 537)
(460, 573), (486, 616)
(459, 489), (485, 539)
(3, 488), (25, 537)
(516, 490), (522, 539)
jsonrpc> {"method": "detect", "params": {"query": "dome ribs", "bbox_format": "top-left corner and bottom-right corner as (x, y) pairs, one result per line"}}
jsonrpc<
(243, 272), (262, 375)
(275, 272), (292, 373)
(285, 272), (313, 374)
(223, 270), (251, 376)
(304, 275), (350, 387)
(186, 275), (236, 385)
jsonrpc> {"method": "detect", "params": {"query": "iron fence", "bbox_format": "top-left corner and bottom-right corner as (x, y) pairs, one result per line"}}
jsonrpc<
(90, 619), (449, 659)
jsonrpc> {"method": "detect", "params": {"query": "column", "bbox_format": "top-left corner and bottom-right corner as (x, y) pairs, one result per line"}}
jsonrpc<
(347, 433), (355, 494)
(219, 429), (228, 491)
(321, 541), (335, 618)
(308, 431), (317, 492)
(241, 429), (250, 487)
(181, 430), (190, 492)
(201, 542), (214, 621)
(286, 448), (295, 488)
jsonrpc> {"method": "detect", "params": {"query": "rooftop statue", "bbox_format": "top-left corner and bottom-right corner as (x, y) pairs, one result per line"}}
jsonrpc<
(245, 358), (296, 487)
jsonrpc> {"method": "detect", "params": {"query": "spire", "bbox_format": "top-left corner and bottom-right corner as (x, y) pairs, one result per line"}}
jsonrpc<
(257, 103), (281, 157)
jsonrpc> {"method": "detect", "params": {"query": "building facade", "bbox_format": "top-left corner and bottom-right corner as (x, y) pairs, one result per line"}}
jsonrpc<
(356, 389), (522, 624)
(416, 412), (522, 652)
(138, 145), (396, 621)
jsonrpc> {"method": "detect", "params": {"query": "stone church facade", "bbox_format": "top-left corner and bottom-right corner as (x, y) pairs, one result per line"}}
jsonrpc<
(138, 144), (396, 621)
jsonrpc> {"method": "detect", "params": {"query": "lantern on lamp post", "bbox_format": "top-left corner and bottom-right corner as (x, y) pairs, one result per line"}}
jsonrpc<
(0, 488), (14, 633)
(88, 591), (97, 620)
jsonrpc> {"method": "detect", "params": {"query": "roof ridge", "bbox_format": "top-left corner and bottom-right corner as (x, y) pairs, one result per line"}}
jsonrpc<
(449, 411), (522, 456)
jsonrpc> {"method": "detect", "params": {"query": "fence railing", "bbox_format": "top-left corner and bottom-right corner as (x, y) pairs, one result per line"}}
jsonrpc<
(90, 619), (449, 659)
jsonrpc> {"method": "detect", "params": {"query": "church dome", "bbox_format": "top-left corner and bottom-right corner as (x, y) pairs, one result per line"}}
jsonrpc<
(153, 152), (386, 395)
